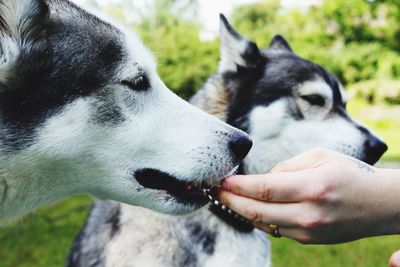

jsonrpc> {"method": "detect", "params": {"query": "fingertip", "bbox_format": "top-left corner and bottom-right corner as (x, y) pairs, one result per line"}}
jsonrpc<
(389, 250), (400, 267)
(217, 189), (232, 206)
(221, 179), (231, 191)
(223, 174), (246, 189)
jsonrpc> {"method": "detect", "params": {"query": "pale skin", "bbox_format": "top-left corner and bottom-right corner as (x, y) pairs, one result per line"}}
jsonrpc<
(218, 147), (400, 250)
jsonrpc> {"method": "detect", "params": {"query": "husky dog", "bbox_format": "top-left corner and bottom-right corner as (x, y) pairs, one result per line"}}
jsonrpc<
(0, 1), (252, 226)
(67, 15), (387, 267)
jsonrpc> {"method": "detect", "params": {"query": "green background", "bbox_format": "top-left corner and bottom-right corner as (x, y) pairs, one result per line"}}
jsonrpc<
(1, 0), (399, 266)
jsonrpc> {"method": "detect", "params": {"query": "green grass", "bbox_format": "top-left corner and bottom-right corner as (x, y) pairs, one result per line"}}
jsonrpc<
(0, 196), (92, 267)
(1, 195), (399, 267)
(271, 237), (400, 267)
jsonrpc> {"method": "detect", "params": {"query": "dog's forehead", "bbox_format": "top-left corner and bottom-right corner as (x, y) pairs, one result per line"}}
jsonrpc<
(297, 78), (332, 98)
(48, 0), (156, 74)
(258, 54), (317, 92)
(297, 74), (347, 106)
(119, 27), (157, 75)
(258, 53), (346, 104)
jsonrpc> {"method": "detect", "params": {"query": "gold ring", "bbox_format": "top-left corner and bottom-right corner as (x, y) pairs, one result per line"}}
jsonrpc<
(269, 224), (282, 238)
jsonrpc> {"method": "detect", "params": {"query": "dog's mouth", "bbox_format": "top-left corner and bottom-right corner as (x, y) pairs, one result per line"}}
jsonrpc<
(135, 167), (254, 231)
(135, 168), (217, 206)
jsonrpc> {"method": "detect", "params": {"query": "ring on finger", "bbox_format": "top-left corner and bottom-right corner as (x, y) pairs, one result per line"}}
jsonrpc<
(269, 224), (282, 238)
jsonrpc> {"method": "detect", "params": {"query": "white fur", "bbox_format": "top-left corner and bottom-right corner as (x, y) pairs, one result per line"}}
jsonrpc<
(0, 0), (247, 224)
(218, 19), (250, 72)
(244, 98), (364, 174)
(339, 83), (349, 103)
(0, 0), (33, 82)
(101, 204), (271, 267)
(0, 0), (30, 38)
(296, 78), (333, 118)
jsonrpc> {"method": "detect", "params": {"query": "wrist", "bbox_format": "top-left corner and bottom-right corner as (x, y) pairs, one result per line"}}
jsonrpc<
(372, 168), (400, 236)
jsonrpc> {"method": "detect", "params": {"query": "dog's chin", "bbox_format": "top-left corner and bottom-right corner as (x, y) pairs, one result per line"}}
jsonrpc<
(134, 167), (237, 212)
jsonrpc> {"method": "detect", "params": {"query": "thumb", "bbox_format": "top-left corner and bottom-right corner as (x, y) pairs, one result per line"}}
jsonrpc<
(271, 147), (336, 173)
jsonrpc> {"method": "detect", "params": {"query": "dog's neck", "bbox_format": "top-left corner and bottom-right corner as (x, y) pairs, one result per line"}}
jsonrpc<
(190, 74), (231, 122)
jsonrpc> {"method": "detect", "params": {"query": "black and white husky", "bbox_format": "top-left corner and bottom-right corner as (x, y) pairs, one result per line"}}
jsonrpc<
(67, 15), (387, 267)
(0, 1), (252, 226)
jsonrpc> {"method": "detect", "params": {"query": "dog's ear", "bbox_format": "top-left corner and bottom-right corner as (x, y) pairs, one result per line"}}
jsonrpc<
(269, 34), (293, 52)
(218, 14), (265, 72)
(0, 0), (48, 76)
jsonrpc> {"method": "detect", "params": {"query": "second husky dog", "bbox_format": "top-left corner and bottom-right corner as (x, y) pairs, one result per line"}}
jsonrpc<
(67, 15), (387, 267)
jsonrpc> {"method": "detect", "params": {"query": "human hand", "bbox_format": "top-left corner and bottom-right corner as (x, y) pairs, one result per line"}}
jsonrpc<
(218, 147), (400, 244)
(389, 250), (400, 267)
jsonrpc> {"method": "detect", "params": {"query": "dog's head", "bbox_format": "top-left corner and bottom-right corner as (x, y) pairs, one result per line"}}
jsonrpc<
(215, 15), (387, 174)
(0, 1), (252, 216)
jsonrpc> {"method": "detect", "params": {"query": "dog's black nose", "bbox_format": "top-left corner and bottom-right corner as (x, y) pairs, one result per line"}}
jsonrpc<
(229, 134), (253, 161)
(363, 134), (388, 165)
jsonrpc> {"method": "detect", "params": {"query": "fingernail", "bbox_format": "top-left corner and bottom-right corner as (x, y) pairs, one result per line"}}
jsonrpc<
(221, 179), (231, 191)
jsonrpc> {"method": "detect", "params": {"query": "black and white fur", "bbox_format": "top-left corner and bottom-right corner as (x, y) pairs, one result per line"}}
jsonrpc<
(67, 15), (387, 267)
(0, 1), (253, 226)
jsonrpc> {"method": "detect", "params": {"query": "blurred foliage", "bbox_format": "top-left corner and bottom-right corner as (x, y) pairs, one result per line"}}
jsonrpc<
(350, 80), (400, 105)
(102, 0), (219, 99)
(347, 79), (400, 162)
(100, 0), (400, 100)
(231, 0), (400, 86)
(134, 0), (219, 99)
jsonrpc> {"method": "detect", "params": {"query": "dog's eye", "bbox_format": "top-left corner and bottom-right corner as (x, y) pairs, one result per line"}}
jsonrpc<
(121, 75), (150, 91)
(301, 94), (325, 106)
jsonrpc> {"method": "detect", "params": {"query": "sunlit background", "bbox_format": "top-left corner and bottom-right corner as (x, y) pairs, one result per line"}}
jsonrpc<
(1, 0), (399, 266)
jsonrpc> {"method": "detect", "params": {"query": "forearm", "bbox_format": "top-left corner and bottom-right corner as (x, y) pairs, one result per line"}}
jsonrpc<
(337, 167), (400, 240)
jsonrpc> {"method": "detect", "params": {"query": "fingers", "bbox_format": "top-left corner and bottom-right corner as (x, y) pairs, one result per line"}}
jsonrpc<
(222, 171), (315, 203)
(271, 147), (338, 173)
(218, 190), (303, 227)
(389, 250), (400, 267)
(221, 147), (344, 203)
(253, 222), (273, 233)
(253, 223), (310, 243)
